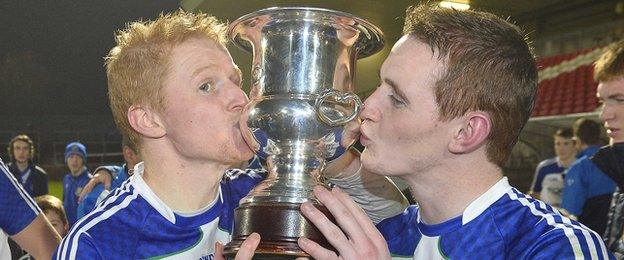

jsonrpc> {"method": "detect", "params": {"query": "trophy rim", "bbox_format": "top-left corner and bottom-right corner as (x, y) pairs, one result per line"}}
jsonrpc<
(227, 6), (385, 59)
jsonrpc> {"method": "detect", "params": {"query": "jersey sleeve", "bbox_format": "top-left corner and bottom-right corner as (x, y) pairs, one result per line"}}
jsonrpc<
(221, 168), (267, 201)
(0, 160), (40, 235)
(77, 185), (106, 219)
(561, 159), (589, 216)
(375, 205), (420, 257)
(328, 164), (409, 224)
(54, 232), (104, 260)
(531, 161), (549, 192)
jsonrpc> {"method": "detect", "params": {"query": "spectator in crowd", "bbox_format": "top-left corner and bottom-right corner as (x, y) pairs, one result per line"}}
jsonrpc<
(588, 39), (624, 257)
(528, 128), (576, 207)
(6, 134), (48, 197)
(9, 195), (69, 259)
(36, 195), (69, 238)
(258, 4), (610, 259)
(0, 159), (61, 259)
(562, 118), (616, 234)
(77, 137), (141, 218)
(61, 141), (91, 227)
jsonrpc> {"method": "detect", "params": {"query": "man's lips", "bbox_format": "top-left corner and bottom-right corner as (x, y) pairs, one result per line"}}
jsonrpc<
(607, 127), (620, 137)
(360, 131), (370, 146)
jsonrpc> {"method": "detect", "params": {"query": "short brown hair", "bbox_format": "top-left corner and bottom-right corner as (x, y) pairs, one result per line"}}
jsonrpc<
(554, 128), (574, 139)
(573, 118), (601, 145)
(594, 40), (624, 82)
(34, 195), (68, 226)
(7, 134), (35, 161)
(105, 10), (227, 147)
(403, 4), (538, 166)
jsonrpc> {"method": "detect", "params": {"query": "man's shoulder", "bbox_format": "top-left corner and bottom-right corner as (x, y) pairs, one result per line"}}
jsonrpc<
(69, 183), (147, 235)
(537, 157), (559, 168)
(536, 158), (563, 174)
(490, 190), (609, 258)
(33, 165), (47, 175)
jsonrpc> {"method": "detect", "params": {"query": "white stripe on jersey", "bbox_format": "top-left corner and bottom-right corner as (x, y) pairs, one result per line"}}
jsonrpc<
(0, 161), (39, 214)
(507, 189), (607, 260)
(58, 180), (135, 260)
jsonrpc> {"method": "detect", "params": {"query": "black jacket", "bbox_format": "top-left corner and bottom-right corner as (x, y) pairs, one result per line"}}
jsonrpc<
(593, 143), (624, 258)
(7, 161), (48, 197)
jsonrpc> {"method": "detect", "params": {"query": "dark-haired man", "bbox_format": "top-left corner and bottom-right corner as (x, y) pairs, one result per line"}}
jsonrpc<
(291, 4), (611, 259)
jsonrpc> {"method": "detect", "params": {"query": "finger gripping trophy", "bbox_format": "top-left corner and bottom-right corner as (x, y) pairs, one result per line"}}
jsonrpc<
(224, 7), (383, 258)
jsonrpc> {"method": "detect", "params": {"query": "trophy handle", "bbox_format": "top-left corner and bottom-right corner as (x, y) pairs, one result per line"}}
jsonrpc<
(315, 90), (362, 126)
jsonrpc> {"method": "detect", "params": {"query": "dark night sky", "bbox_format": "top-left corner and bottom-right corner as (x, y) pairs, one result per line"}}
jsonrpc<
(0, 0), (180, 116)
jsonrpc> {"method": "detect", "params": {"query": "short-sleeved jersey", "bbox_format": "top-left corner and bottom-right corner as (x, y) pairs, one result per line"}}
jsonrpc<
(54, 162), (266, 259)
(62, 168), (92, 227)
(0, 159), (40, 259)
(530, 157), (566, 206)
(377, 177), (613, 259)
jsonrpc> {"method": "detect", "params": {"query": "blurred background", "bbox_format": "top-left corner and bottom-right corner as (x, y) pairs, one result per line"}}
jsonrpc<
(0, 0), (622, 198)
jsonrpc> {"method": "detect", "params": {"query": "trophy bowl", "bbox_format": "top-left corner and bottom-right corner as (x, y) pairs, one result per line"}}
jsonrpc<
(224, 7), (384, 259)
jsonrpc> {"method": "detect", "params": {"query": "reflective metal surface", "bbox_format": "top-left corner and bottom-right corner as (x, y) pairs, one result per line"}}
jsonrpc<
(225, 7), (383, 257)
(231, 6), (383, 205)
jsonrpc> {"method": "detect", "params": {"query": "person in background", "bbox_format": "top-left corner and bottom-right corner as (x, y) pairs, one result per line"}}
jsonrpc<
(561, 118), (616, 234)
(528, 128), (576, 207)
(6, 134), (48, 197)
(77, 137), (141, 218)
(61, 141), (91, 227)
(1, 159), (60, 259)
(9, 195), (69, 259)
(587, 39), (624, 257)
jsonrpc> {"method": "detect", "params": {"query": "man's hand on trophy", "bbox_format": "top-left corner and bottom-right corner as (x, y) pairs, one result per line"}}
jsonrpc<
(214, 233), (261, 260)
(298, 186), (391, 260)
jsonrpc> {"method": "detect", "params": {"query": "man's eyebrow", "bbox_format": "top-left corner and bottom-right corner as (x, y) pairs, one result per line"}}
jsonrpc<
(607, 93), (624, 100)
(191, 64), (218, 79)
(384, 78), (410, 104)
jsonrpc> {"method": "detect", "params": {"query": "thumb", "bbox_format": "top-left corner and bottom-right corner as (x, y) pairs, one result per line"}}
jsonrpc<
(214, 242), (225, 260)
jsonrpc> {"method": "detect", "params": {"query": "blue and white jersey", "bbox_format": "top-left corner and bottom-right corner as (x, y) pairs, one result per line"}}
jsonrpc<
(54, 162), (266, 259)
(377, 177), (613, 259)
(530, 157), (566, 206)
(0, 159), (41, 260)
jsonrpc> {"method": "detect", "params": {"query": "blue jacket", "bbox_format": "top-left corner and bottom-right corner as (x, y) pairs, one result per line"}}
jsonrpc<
(77, 164), (130, 219)
(62, 168), (92, 227)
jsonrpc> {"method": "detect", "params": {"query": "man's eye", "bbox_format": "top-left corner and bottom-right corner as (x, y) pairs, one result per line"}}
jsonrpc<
(389, 93), (406, 107)
(199, 82), (213, 92)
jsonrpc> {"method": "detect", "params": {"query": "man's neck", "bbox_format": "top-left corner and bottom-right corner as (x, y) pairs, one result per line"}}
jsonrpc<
(70, 167), (84, 177)
(16, 161), (29, 172)
(559, 156), (575, 168)
(141, 142), (229, 213)
(403, 155), (503, 225)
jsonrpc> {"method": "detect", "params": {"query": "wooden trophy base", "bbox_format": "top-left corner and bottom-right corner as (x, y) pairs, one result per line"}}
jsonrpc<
(223, 203), (337, 259)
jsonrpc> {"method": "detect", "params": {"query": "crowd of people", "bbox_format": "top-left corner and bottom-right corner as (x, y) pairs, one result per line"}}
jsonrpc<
(0, 3), (623, 259)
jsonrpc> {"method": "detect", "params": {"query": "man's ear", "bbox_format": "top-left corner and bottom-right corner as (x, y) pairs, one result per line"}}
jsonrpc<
(448, 111), (491, 154)
(127, 105), (166, 139)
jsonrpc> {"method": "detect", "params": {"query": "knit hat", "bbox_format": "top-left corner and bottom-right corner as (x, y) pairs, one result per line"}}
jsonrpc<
(64, 141), (87, 163)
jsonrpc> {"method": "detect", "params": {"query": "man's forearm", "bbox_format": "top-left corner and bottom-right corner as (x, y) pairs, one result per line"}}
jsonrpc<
(325, 150), (409, 224)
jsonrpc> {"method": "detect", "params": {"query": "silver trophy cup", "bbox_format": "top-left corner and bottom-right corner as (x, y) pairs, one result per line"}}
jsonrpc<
(224, 7), (383, 258)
